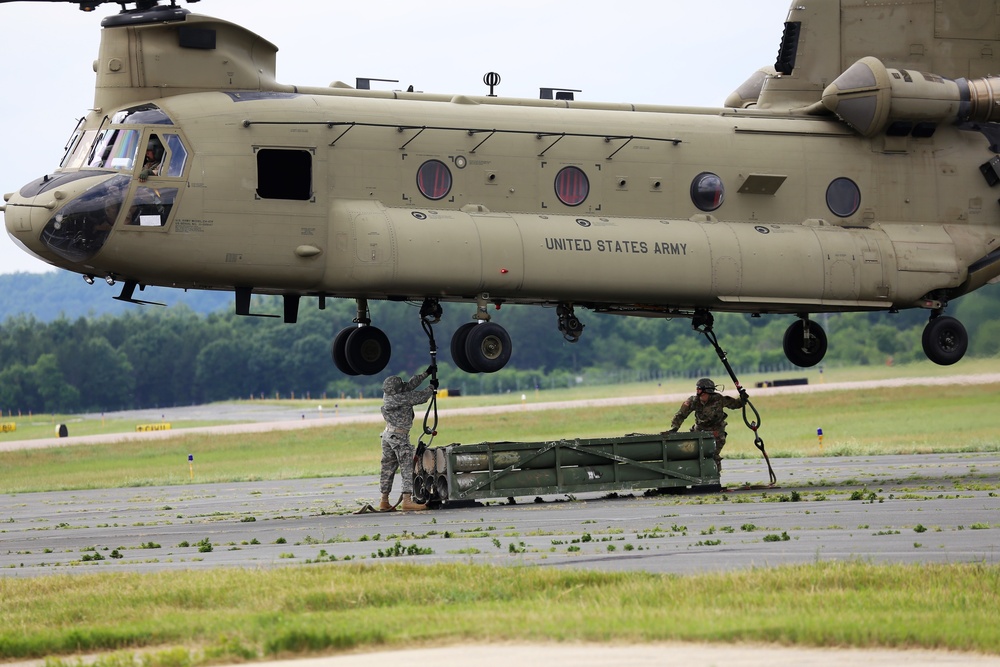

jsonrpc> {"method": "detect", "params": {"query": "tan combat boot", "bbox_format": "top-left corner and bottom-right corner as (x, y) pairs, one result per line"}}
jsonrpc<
(378, 493), (394, 512)
(400, 493), (427, 511)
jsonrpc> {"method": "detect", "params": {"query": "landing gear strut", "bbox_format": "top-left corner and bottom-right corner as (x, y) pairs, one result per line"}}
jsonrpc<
(557, 302), (585, 343)
(331, 298), (392, 375)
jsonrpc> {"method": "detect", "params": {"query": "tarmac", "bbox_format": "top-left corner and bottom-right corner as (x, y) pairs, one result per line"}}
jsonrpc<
(240, 643), (1000, 666)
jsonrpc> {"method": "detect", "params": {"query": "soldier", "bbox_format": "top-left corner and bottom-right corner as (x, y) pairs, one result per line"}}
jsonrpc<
(138, 136), (164, 182)
(378, 365), (438, 511)
(667, 378), (747, 472)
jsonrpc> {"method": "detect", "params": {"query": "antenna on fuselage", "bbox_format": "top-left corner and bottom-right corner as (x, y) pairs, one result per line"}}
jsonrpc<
(539, 87), (581, 101)
(483, 72), (501, 97)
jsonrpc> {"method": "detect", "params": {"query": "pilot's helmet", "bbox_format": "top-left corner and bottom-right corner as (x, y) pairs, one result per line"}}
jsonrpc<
(382, 375), (403, 395)
(695, 378), (717, 393)
(146, 136), (164, 159)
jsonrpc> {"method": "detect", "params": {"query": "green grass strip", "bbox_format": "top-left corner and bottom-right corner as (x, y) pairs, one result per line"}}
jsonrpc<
(1, 561), (997, 664)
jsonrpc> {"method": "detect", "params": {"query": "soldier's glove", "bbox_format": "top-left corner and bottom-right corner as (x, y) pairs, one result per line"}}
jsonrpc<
(426, 363), (437, 375)
(738, 388), (749, 405)
(430, 378), (440, 390)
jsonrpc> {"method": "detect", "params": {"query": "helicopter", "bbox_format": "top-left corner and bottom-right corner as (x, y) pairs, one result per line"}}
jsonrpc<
(3, 0), (1000, 377)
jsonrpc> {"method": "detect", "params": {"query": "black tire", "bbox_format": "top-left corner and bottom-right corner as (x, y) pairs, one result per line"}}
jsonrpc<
(782, 318), (827, 367)
(922, 316), (968, 365)
(344, 326), (391, 375)
(331, 327), (359, 375)
(450, 322), (480, 373)
(464, 321), (512, 373)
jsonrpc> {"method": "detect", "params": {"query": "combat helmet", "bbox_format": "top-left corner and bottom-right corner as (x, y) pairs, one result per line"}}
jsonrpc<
(382, 375), (403, 395)
(695, 378), (717, 393)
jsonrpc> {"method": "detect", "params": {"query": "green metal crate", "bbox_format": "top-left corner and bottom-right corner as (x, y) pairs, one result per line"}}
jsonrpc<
(412, 431), (719, 505)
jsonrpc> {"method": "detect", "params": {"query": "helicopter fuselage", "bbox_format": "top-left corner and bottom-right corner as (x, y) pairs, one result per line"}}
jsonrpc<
(9, 91), (999, 312)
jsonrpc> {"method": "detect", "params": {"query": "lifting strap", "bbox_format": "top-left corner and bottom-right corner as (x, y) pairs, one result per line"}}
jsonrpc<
(415, 301), (441, 465)
(693, 314), (777, 487)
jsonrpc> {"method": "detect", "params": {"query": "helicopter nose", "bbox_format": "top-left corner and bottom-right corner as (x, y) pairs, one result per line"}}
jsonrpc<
(3, 188), (59, 265)
(3, 172), (128, 266)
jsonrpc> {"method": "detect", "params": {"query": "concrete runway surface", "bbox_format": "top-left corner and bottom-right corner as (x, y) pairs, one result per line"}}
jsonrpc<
(236, 643), (1000, 667)
(2, 452), (999, 577)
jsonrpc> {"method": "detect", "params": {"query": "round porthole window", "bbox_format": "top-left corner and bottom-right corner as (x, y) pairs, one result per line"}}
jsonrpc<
(417, 159), (452, 200)
(826, 177), (861, 217)
(554, 166), (589, 206)
(690, 172), (724, 212)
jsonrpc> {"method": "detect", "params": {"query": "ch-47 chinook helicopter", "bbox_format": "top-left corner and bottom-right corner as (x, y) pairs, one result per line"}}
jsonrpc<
(3, 0), (1000, 377)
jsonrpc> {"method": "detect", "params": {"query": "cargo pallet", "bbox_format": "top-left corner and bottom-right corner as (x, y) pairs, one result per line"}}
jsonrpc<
(412, 431), (720, 506)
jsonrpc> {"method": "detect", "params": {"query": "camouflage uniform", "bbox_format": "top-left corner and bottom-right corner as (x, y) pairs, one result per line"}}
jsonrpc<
(380, 371), (434, 495)
(669, 389), (745, 470)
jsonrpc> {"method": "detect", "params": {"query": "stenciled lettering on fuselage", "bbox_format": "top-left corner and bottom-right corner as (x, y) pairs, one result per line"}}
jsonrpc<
(543, 238), (688, 255)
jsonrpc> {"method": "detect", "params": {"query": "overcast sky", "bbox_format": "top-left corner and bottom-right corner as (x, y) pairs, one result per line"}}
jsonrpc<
(0, 0), (790, 275)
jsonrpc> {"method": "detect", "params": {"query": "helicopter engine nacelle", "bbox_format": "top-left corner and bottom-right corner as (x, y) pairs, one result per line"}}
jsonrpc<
(724, 67), (775, 109)
(821, 56), (1000, 137)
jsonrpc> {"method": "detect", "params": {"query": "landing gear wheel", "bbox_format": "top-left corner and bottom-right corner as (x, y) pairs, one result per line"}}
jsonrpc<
(344, 326), (391, 375)
(465, 322), (512, 373)
(450, 322), (479, 373)
(922, 316), (967, 365)
(331, 327), (359, 376)
(782, 318), (827, 367)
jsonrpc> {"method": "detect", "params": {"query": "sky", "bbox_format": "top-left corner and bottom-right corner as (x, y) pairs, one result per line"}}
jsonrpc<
(0, 0), (791, 274)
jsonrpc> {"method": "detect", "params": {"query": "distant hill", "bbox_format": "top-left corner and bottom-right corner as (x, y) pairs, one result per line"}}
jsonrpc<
(0, 271), (230, 322)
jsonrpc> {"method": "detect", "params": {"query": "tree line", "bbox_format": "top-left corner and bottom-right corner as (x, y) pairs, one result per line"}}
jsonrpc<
(1, 285), (999, 415)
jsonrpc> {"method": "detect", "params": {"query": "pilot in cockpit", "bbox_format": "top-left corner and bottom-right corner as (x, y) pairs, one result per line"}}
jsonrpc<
(138, 136), (164, 182)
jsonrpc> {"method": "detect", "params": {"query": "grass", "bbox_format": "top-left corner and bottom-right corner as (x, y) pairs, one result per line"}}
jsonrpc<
(2, 381), (999, 493)
(5, 356), (999, 440)
(0, 562), (998, 664)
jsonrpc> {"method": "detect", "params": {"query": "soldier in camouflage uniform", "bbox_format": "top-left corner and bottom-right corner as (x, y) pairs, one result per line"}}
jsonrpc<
(379, 365), (437, 511)
(667, 378), (747, 472)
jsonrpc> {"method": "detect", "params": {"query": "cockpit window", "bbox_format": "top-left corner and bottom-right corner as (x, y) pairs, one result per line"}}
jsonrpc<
(135, 133), (188, 180)
(39, 174), (130, 262)
(88, 128), (141, 171)
(127, 186), (179, 227)
(60, 129), (98, 169)
(111, 104), (173, 125)
(162, 134), (188, 177)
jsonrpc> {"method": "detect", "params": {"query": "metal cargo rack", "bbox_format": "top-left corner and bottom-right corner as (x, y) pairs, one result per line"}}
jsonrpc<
(412, 431), (720, 506)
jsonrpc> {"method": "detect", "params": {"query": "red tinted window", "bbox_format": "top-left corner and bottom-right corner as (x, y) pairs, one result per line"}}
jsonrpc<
(417, 159), (452, 200)
(554, 166), (589, 206)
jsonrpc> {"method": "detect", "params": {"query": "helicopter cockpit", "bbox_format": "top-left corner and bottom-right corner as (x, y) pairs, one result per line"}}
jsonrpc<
(26, 103), (189, 263)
